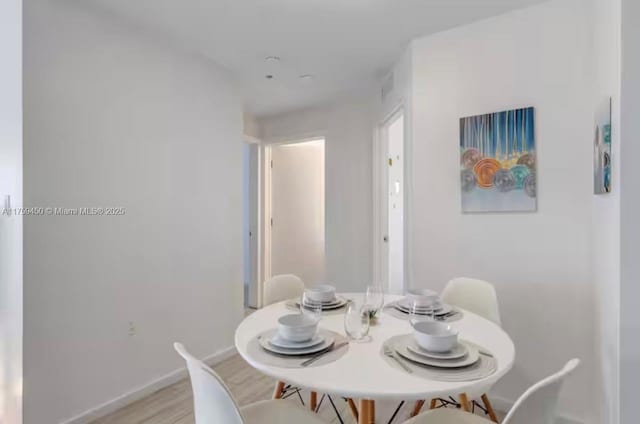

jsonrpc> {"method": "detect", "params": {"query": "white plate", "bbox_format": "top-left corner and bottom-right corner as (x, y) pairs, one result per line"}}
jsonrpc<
(259, 329), (335, 356)
(297, 296), (348, 311)
(397, 299), (443, 311)
(394, 335), (479, 368)
(269, 333), (325, 349)
(304, 296), (338, 305)
(406, 338), (470, 360)
(395, 302), (454, 316)
(398, 299), (442, 309)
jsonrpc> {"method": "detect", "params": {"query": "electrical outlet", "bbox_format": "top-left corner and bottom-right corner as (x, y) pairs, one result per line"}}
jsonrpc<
(128, 321), (136, 337)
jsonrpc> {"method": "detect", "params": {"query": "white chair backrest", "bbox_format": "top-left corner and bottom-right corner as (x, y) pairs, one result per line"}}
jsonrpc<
(263, 274), (305, 306)
(174, 343), (244, 424)
(503, 359), (580, 424)
(441, 277), (501, 326)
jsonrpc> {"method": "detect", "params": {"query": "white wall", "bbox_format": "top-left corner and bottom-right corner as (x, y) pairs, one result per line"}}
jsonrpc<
(591, 0), (621, 421)
(409, 0), (596, 421)
(270, 141), (325, 286)
(23, 1), (244, 423)
(620, 0), (640, 421)
(243, 111), (261, 139)
(0, 0), (23, 423)
(260, 93), (375, 292)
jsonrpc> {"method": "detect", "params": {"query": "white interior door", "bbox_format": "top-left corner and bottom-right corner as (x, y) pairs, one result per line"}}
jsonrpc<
(270, 139), (325, 286)
(383, 113), (405, 294)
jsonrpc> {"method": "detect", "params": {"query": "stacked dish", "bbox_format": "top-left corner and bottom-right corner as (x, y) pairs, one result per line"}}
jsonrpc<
(296, 285), (349, 311)
(393, 321), (481, 369)
(392, 289), (455, 318)
(259, 314), (335, 356)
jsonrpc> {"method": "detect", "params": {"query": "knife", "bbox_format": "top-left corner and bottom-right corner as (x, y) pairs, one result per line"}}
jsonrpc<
(300, 342), (349, 367)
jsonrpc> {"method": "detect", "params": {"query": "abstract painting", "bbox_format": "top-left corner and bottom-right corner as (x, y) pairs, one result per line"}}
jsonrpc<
(594, 98), (612, 194)
(460, 107), (536, 212)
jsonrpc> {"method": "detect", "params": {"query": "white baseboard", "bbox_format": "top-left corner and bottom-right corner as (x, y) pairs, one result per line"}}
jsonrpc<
(489, 393), (584, 424)
(61, 345), (237, 424)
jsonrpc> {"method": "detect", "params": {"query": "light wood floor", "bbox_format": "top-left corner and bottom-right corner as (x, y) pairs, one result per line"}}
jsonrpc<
(92, 353), (504, 424)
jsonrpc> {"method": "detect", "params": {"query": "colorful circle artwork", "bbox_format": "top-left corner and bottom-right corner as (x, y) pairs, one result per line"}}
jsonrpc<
(473, 158), (501, 188)
(493, 169), (516, 192)
(517, 153), (536, 170)
(510, 165), (530, 189)
(524, 172), (537, 198)
(461, 148), (483, 169)
(461, 169), (476, 192)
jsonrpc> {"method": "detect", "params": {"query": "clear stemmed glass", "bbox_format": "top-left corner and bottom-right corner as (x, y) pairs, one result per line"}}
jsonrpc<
(409, 298), (434, 328)
(364, 284), (385, 321)
(300, 291), (322, 323)
(344, 298), (370, 341)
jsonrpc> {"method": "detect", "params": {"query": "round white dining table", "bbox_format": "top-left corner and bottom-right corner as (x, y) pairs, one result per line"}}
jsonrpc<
(234, 294), (515, 424)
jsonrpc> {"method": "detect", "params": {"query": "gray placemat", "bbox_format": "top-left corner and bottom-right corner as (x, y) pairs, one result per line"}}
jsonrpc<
(383, 302), (463, 323)
(247, 329), (349, 369)
(381, 334), (497, 382)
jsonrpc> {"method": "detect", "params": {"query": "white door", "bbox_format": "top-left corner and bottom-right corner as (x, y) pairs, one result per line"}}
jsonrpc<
(383, 113), (405, 294)
(270, 139), (325, 286)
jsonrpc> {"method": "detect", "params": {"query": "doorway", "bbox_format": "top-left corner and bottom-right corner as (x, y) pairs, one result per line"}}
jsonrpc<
(378, 111), (405, 295)
(265, 138), (325, 287)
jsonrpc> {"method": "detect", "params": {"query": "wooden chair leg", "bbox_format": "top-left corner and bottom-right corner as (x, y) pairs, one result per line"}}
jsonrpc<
(481, 394), (499, 423)
(310, 391), (318, 412)
(410, 400), (425, 417)
(358, 399), (375, 424)
(459, 393), (471, 412)
(429, 398), (438, 409)
(370, 399), (375, 421)
(273, 381), (285, 399)
(346, 398), (359, 421)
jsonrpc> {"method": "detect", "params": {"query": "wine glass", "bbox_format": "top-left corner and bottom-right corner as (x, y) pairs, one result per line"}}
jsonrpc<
(344, 298), (370, 341)
(364, 284), (385, 321)
(409, 298), (434, 328)
(301, 291), (322, 323)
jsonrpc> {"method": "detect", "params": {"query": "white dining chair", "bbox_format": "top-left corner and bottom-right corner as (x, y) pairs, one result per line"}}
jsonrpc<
(442, 277), (501, 326)
(411, 278), (501, 421)
(403, 359), (580, 424)
(174, 343), (328, 424)
(263, 274), (305, 307)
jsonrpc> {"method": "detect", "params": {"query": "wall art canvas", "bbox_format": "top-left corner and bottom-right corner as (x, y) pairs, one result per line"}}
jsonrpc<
(460, 107), (536, 213)
(594, 98), (612, 194)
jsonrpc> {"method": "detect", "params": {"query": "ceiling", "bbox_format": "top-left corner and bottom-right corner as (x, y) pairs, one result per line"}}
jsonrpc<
(83, 0), (546, 118)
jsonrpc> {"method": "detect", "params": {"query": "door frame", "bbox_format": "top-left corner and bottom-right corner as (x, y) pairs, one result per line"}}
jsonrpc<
(373, 105), (408, 294)
(243, 135), (262, 308)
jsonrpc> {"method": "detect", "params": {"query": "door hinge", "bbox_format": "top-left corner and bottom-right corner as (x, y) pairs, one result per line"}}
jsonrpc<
(270, 160), (273, 169)
(388, 158), (393, 166)
(270, 218), (273, 226)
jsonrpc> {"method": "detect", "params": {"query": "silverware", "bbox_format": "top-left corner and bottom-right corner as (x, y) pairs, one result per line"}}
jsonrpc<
(383, 345), (413, 374)
(300, 342), (348, 367)
(479, 350), (494, 358)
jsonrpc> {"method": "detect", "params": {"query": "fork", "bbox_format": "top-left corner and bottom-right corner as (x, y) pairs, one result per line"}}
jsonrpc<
(383, 345), (413, 374)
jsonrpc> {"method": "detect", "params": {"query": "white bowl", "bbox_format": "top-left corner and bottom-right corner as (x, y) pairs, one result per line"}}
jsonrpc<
(305, 285), (336, 303)
(277, 314), (319, 342)
(406, 288), (440, 307)
(413, 321), (459, 353)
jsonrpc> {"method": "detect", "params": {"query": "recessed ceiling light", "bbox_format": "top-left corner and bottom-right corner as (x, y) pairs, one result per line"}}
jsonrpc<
(299, 74), (314, 81)
(264, 56), (281, 63)
(265, 75), (274, 79)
